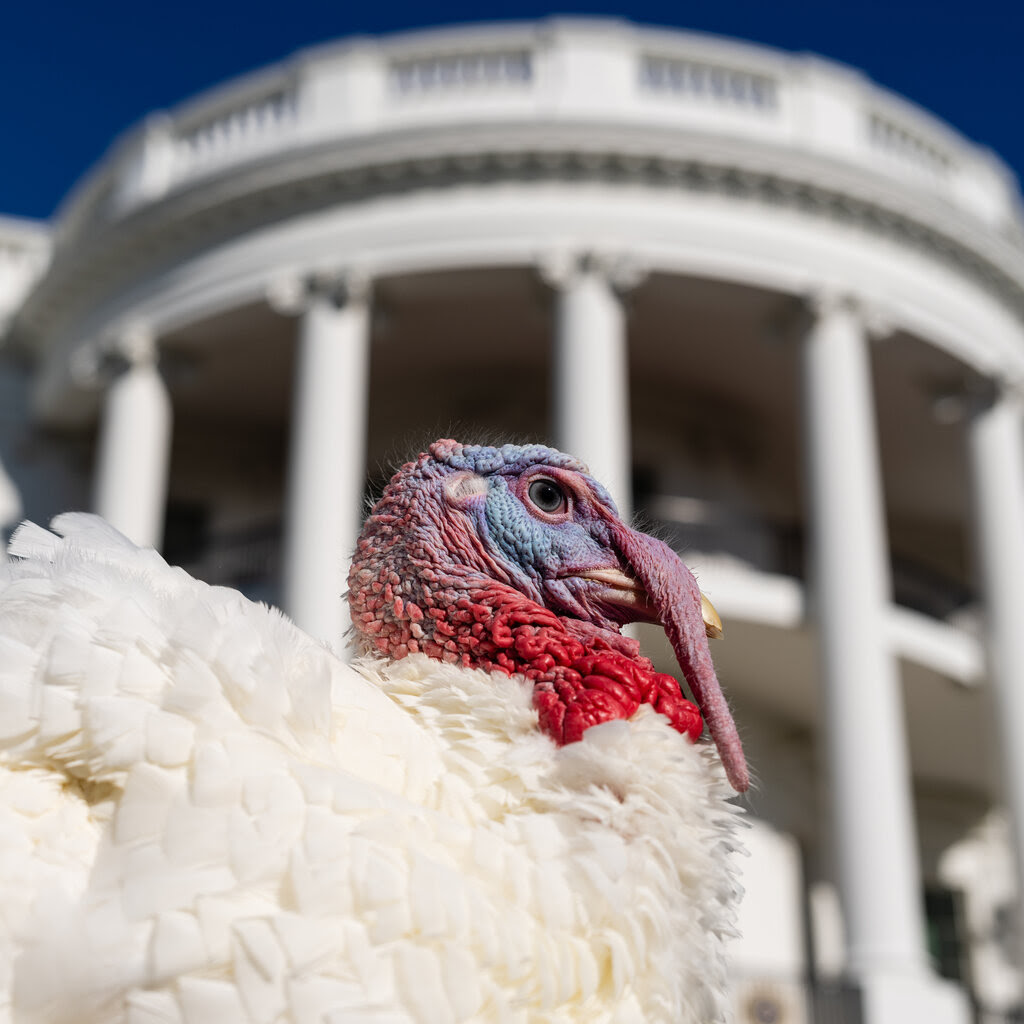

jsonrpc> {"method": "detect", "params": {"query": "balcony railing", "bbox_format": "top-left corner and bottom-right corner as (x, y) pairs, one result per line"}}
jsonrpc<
(54, 20), (1018, 245)
(869, 110), (954, 179)
(640, 53), (778, 110)
(390, 49), (533, 94)
(177, 86), (298, 168)
(645, 494), (975, 623)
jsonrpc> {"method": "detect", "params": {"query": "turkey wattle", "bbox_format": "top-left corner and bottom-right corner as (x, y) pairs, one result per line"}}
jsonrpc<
(0, 439), (746, 1024)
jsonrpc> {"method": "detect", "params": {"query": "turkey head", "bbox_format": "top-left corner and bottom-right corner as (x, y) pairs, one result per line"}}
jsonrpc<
(348, 439), (749, 792)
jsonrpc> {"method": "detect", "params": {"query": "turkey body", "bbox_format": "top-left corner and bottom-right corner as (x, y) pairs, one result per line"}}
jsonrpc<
(0, 515), (741, 1024)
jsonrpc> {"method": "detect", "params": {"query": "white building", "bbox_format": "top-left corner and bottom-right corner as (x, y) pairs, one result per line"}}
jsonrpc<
(2, 18), (1023, 1024)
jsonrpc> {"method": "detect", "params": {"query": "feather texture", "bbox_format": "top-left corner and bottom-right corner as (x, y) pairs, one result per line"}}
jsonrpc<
(0, 514), (741, 1024)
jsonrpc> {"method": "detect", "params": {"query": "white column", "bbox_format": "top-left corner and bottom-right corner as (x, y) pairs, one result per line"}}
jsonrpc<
(548, 254), (635, 518)
(0, 367), (25, 551)
(281, 272), (371, 650)
(0, 459), (21, 560)
(966, 383), (1024, 921)
(801, 293), (967, 1023)
(93, 328), (172, 549)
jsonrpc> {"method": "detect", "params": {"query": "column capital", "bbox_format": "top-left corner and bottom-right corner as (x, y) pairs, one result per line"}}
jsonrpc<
(930, 372), (1002, 425)
(113, 322), (159, 366)
(267, 267), (372, 315)
(802, 286), (894, 342)
(995, 371), (1024, 410)
(537, 249), (647, 295)
(71, 322), (159, 388)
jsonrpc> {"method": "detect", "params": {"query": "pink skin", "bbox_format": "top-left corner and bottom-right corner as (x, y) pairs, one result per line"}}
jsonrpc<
(348, 441), (749, 793)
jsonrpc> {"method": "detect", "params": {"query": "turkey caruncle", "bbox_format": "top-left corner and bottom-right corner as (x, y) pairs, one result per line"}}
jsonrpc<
(0, 438), (747, 1024)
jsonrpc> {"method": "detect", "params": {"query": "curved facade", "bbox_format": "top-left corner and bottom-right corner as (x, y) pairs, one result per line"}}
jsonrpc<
(4, 18), (1024, 1022)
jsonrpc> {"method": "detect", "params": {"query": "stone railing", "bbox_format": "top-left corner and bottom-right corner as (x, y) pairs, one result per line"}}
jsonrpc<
(639, 53), (778, 110)
(53, 20), (1020, 245)
(389, 48), (533, 94)
(869, 110), (954, 179)
(648, 493), (975, 622)
(176, 85), (298, 167)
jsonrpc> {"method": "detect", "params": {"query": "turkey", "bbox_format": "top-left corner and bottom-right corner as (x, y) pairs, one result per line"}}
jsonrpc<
(0, 438), (746, 1024)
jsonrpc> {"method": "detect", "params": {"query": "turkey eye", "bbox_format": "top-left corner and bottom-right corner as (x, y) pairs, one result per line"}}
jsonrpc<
(527, 478), (567, 515)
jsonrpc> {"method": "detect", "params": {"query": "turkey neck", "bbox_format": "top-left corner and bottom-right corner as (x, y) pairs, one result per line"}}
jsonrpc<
(349, 511), (704, 749)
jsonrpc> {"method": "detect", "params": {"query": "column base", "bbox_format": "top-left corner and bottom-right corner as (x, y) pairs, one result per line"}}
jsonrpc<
(860, 972), (970, 1024)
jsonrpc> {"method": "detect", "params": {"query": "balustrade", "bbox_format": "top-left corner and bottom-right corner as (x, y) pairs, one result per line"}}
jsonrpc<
(869, 111), (955, 179)
(640, 54), (777, 110)
(176, 87), (298, 168)
(389, 49), (532, 94)
(52, 22), (1017, 240)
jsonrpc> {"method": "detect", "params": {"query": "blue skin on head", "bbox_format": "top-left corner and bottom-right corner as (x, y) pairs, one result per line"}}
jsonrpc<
(433, 442), (627, 624)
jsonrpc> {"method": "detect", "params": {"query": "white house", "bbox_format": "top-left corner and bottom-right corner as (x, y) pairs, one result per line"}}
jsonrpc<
(3, 19), (1024, 1024)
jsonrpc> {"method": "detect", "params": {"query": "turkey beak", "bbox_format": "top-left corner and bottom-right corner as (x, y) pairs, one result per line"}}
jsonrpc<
(701, 593), (724, 640)
(612, 524), (749, 793)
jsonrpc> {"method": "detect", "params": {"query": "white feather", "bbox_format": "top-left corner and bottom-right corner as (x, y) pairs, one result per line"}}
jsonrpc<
(0, 514), (742, 1024)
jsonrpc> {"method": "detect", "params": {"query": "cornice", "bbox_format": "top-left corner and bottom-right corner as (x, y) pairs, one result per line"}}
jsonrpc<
(12, 125), (1024, 352)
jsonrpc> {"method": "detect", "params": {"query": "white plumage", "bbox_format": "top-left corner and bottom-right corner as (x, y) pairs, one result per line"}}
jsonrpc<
(0, 514), (741, 1024)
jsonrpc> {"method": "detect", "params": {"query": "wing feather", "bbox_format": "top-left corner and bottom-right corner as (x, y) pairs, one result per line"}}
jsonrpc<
(0, 516), (740, 1024)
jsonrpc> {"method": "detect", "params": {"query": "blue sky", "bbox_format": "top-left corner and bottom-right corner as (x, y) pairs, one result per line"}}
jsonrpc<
(4, 0), (1023, 221)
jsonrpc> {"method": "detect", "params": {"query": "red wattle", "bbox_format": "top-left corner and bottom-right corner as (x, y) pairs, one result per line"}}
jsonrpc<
(349, 565), (705, 746)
